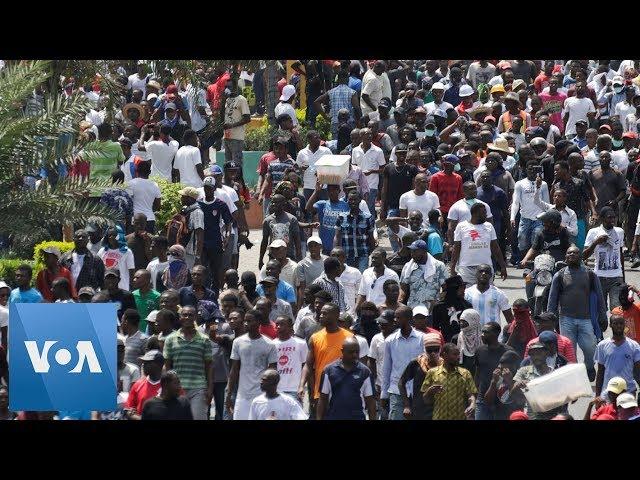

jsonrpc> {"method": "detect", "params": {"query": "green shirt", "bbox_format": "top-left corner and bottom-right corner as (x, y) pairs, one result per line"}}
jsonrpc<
(163, 329), (213, 389)
(132, 289), (160, 333)
(84, 140), (126, 183)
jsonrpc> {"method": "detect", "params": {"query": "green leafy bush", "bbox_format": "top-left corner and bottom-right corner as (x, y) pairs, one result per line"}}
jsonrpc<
(0, 258), (34, 287)
(33, 241), (75, 279)
(245, 122), (274, 151)
(152, 177), (185, 234)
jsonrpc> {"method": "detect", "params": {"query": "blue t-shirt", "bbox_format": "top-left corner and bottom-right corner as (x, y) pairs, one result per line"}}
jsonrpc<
(314, 199), (349, 253)
(426, 228), (444, 256)
(594, 338), (640, 398)
(198, 199), (233, 250)
(9, 287), (43, 304)
(348, 76), (362, 94)
(256, 279), (297, 304)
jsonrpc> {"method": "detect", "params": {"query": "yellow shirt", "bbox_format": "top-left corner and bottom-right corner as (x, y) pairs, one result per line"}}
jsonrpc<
(420, 364), (477, 420)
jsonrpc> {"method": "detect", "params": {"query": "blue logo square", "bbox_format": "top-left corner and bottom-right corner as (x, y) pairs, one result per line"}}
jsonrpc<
(9, 303), (118, 411)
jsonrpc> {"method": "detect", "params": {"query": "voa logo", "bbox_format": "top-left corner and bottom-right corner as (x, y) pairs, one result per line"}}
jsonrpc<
(24, 340), (103, 373)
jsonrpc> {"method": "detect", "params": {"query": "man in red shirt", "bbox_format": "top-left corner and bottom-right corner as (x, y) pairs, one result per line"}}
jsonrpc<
(124, 350), (164, 420)
(206, 65), (231, 112)
(524, 313), (577, 362)
(585, 376), (626, 420)
(533, 60), (555, 93)
(539, 76), (567, 134)
(429, 154), (463, 218)
(611, 284), (640, 342)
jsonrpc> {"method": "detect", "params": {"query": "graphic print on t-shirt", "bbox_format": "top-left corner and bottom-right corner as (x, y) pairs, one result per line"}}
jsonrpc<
(271, 222), (291, 245)
(102, 250), (122, 269)
(598, 250), (619, 271)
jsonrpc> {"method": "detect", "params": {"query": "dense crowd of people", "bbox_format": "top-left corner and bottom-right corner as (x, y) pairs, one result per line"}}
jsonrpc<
(3, 59), (640, 421)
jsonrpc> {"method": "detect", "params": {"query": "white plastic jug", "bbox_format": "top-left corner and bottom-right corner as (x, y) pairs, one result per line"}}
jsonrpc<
(523, 363), (593, 413)
(315, 155), (350, 186)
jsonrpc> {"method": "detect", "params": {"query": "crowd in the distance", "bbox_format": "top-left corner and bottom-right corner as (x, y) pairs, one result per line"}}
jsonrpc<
(2, 59), (640, 421)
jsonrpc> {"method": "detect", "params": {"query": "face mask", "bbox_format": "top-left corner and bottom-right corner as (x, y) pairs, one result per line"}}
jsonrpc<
(454, 163), (461, 172)
(614, 86), (624, 94)
(224, 88), (232, 96)
(167, 255), (176, 262)
(465, 198), (477, 206)
(425, 128), (436, 137)
(612, 139), (623, 148)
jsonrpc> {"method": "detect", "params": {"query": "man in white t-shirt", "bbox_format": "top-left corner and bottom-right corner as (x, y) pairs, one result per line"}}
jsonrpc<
(466, 60), (497, 89)
(451, 202), (507, 285)
(464, 265), (513, 326)
(248, 369), (307, 420)
(399, 173), (440, 229)
(360, 61), (386, 116)
(173, 129), (204, 188)
(562, 81), (596, 138)
(296, 130), (332, 200)
(352, 128), (386, 215)
(138, 124), (179, 181)
(272, 316), (308, 400)
(356, 248), (399, 310)
(511, 162), (550, 258)
(584, 206), (625, 310)
(447, 181), (493, 245)
(127, 62), (149, 98)
(331, 247), (362, 315)
(125, 161), (161, 233)
(223, 78), (251, 165)
(424, 82), (453, 117)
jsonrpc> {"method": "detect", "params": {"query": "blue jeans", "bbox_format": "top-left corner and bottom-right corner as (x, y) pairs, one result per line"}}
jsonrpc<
(347, 256), (369, 273)
(367, 188), (378, 219)
(517, 217), (543, 252)
(474, 398), (497, 420)
(387, 208), (401, 252)
(263, 198), (271, 217)
(559, 315), (597, 375)
(389, 393), (405, 421)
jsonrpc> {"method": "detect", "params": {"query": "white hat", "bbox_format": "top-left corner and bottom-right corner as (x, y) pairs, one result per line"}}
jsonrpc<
(279, 84), (296, 102)
(616, 392), (638, 409)
(0, 281), (9, 291)
(431, 82), (445, 91)
(412, 305), (429, 317)
(459, 85), (474, 97)
(146, 93), (158, 101)
(612, 76), (625, 86)
(269, 239), (287, 248)
(307, 235), (322, 245)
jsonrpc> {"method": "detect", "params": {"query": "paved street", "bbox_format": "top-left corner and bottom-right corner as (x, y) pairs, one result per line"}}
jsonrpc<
(237, 227), (640, 420)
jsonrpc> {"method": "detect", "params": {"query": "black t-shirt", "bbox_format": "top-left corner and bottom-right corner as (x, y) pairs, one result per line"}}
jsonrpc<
(109, 289), (137, 320)
(511, 61), (536, 84)
(141, 396), (193, 420)
(401, 360), (433, 420)
(383, 163), (419, 210)
(531, 227), (570, 262)
(552, 176), (591, 219)
(475, 343), (514, 398)
(540, 155), (555, 186)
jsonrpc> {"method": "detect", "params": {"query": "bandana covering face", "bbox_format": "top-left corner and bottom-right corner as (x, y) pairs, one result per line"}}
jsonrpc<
(507, 308), (538, 344)
(458, 309), (482, 359)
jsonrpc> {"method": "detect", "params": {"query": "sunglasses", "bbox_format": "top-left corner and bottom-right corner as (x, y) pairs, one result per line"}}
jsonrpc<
(425, 347), (440, 353)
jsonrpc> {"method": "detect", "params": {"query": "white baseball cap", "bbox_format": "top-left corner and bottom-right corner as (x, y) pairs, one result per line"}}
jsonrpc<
(280, 84), (296, 102)
(412, 305), (429, 317)
(617, 392), (638, 409)
(431, 82), (445, 91)
(307, 236), (322, 245)
(269, 239), (287, 248)
(0, 281), (9, 291)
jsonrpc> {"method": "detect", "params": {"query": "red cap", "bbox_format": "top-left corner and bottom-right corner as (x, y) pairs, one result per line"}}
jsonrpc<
(498, 61), (512, 71)
(553, 65), (563, 74)
(509, 411), (529, 420)
(599, 124), (612, 131)
(484, 115), (496, 122)
(166, 85), (178, 94)
(623, 132), (638, 139)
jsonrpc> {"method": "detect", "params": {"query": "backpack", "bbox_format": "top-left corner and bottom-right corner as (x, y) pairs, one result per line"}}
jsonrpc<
(164, 207), (194, 247)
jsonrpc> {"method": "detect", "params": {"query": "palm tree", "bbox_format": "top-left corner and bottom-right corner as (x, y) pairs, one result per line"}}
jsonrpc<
(0, 60), (121, 253)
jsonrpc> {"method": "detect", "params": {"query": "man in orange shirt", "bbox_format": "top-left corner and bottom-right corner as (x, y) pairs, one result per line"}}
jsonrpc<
(298, 302), (353, 415)
(611, 284), (640, 342)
